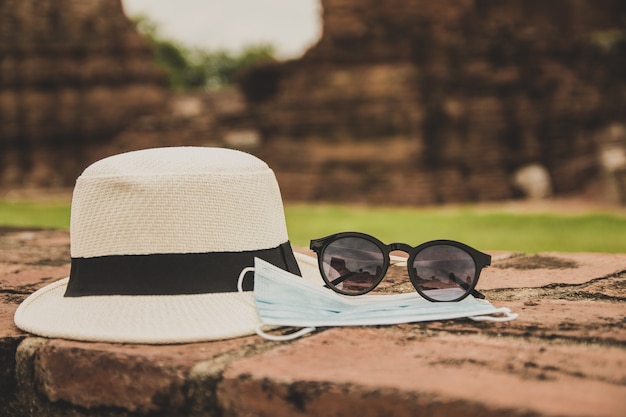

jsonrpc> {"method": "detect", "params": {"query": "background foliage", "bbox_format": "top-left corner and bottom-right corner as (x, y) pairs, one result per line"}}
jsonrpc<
(132, 14), (276, 90)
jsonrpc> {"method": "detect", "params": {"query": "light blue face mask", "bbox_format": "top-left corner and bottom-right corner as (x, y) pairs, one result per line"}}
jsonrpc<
(238, 257), (517, 341)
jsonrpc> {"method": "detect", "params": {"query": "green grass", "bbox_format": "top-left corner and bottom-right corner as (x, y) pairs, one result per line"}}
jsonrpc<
(284, 204), (626, 254)
(0, 200), (71, 229)
(1, 200), (625, 253)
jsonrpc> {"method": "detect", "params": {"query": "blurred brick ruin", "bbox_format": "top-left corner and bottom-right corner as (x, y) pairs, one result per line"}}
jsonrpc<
(1, 0), (625, 205)
(0, 0), (167, 187)
(241, 0), (626, 204)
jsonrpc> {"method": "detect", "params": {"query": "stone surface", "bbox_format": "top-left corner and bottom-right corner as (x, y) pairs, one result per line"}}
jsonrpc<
(0, 228), (625, 416)
(480, 252), (626, 290)
(403, 299), (626, 346)
(218, 329), (626, 417)
(34, 338), (262, 413)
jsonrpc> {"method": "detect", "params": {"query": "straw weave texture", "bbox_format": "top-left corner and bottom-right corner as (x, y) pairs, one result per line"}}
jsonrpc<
(70, 147), (288, 257)
(15, 278), (262, 343)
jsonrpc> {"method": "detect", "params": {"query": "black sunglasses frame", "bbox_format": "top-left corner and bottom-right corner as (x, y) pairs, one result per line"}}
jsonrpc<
(310, 232), (490, 302)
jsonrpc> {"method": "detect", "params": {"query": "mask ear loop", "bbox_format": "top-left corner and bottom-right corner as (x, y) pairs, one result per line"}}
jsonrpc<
(236, 266), (257, 310)
(255, 324), (316, 341)
(237, 265), (317, 341)
(237, 267), (255, 293)
(469, 307), (518, 322)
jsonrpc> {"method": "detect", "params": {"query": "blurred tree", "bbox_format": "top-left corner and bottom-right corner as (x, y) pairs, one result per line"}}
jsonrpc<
(132, 14), (276, 90)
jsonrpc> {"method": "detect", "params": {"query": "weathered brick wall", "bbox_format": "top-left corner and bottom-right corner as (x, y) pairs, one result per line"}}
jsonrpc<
(0, 0), (167, 188)
(241, 0), (626, 204)
(2, 0), (624, 204)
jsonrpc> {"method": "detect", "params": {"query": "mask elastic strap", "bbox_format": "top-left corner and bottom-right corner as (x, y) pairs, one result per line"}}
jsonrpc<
(237, 267), (255, 293)
(255, 323), (316, 341)
(238, 266), (316, 341)
(236, 266), (258, 310)
(469, 307), (519, 322)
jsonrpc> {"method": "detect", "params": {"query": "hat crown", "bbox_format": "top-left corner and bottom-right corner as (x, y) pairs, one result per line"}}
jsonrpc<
(81, 147), (269, 177)
(70, 147), (289, 258)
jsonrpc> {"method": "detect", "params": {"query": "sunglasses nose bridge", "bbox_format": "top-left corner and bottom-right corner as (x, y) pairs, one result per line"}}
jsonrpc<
(389, 242), (412, 254)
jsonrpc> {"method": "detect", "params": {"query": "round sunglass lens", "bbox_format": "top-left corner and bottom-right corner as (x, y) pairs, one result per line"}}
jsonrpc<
(411, 245), (476, 301)
(322, 237), (385, 294)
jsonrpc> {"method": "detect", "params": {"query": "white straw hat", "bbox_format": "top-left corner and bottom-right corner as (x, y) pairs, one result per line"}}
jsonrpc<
(14, 147), (320, 344)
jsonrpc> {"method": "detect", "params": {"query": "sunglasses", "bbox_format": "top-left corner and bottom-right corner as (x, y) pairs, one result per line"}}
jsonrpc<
(310, 232), (490, 302)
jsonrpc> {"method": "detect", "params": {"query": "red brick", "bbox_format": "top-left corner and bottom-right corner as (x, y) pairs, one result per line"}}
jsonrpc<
(218, 328), (626, 417)
(0, 229), (70, 266)
(0, 264), (70, 293)
(480, 252), (626, 290)
(0, 262), (21, 276)
(402, 299), (626, 345)
(0, 294), (24, 338)
(35, 337), (262, 413)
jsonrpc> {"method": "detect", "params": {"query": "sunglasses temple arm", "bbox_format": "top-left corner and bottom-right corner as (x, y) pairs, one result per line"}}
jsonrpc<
(449, 272), (486, 299)
(470, 288), (486, 299)
(323, 272), (356, 288)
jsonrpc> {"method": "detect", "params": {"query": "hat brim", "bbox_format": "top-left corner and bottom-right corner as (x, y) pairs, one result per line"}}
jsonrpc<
(14, 253), (323, 344)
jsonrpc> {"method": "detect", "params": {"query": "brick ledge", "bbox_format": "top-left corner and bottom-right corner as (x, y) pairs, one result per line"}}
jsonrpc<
(1, 229), (625, 417)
